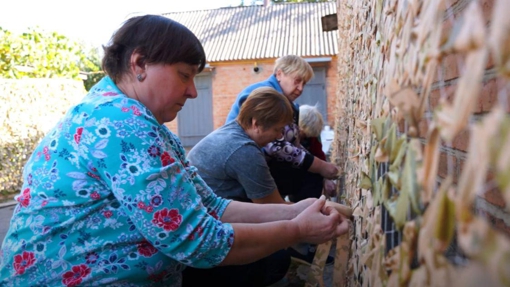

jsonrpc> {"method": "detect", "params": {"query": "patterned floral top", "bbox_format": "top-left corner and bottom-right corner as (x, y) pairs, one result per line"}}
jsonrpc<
(0, 77), (235, 287)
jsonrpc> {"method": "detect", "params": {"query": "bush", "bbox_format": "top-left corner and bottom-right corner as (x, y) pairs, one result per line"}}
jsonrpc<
(0, 79), (85, 201)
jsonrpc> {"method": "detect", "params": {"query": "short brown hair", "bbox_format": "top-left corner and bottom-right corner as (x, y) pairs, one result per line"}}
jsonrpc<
(102, 15), (206, 83)
(237, 87), (294, 130)
(273, 55), (314, 83)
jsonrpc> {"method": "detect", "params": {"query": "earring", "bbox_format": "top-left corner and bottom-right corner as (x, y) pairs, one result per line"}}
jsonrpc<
(137, 74), (144, 82)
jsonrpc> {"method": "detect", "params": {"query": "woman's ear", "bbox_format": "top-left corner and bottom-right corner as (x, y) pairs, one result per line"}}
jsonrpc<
(275, 69), (284, 82)
(129, 51), (146, 80)
(251, 119), (260, 133)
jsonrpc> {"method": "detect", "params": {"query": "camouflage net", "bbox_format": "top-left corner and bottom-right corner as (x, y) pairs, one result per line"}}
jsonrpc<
(307, 0), (510, 286)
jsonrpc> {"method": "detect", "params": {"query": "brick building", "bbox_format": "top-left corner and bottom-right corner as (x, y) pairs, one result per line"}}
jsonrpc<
(161, 2), (339, 146)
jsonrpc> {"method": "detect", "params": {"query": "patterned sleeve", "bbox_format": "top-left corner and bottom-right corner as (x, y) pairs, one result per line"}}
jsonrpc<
(262, 123), (315, 170)
(86, 99), (234, 268)
(164, 127), (233, 219)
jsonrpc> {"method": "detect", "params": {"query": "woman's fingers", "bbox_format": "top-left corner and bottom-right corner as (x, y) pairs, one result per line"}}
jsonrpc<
(324, 201), (353, 217)
(321, 162), (339, 179)
(294, 196), (351, 244)
(335, 217), (350, 236)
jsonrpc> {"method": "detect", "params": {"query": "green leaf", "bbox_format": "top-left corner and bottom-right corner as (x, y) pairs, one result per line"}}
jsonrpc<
(390, 139), (407, 172)
(371, 116), (388, 142)
(359, 171), (373, 190)
(387, 169), (400, 189)
(390, 133), (406, 164)
(401, 143), (422, 214)
(384, 190), (408, 230)
(383, 122), (397, 156)
(434, 184), (455, 245)
(373, 177), (383, 205)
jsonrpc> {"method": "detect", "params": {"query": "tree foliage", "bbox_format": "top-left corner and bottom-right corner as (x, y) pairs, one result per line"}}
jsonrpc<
(0, 27), (102, 89)
(81, 46), (103, 91)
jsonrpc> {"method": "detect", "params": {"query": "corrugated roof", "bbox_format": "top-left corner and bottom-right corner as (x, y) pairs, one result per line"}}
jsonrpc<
(162, 2), (338, 62)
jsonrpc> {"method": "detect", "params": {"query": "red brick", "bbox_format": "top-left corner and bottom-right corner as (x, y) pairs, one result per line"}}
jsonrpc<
(441, 53), (463, 81)
(326, 60), (339, 125)
(429, 84), (457, 111)
(398, 120), (406, 134)
(440, 17), (454, 44)
(478, 78), (498, 113)
(438, 152), (458, 182)
(483, 170), (507, 208)
(418, 118), (429, 139)
(429, 88), (440, 110)
(440, 54), (493, 86)
(493, 217), (510, 238)
(478, 210), (510, 238)
(451, 128), (470, 152)
(211, 61), (276, 129)
(459, 157), (465, 172)
(433, 69), (496, 117)
(484, 188), (506, 208)
(458, 158), (505, 204)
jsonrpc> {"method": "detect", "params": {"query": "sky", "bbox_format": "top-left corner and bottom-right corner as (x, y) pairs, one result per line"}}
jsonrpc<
(0, 0), (247, 47)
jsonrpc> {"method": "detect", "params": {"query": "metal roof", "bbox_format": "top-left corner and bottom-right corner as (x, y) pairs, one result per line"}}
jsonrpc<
(162, 2), (338, 62)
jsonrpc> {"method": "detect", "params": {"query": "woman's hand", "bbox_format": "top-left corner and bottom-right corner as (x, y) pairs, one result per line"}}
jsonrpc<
(291, 196), (349, 244)
(308, 157), (339, 179)
(290, 197), (317, 216)
(323, 179), (337, 197)
(320, 161), (339, 179)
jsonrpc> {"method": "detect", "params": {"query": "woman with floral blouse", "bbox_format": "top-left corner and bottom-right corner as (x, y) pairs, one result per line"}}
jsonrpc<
(0, 15), (349, 286)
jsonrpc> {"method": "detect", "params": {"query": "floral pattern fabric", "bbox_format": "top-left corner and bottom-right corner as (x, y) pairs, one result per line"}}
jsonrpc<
(0, 77), (234, 287)
(263, 123), (307, 167)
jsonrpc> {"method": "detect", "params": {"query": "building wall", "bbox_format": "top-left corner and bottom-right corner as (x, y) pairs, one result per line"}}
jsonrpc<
(407, 0), (509, 234)
(166, 58), (339, 135)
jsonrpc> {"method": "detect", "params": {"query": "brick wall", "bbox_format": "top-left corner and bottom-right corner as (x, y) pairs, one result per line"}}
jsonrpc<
(420, 0), (509, 236)
(166, 58), (339, 135)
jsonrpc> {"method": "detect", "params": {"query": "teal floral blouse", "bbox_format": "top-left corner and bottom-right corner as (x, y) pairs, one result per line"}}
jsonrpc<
(0, 77), (235, 286)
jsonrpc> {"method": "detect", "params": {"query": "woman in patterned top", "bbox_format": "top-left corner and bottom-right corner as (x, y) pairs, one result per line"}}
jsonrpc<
(0, 15), (349, 286)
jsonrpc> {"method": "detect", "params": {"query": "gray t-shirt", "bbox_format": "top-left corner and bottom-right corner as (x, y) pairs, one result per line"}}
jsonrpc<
(188, 121), (277, 202)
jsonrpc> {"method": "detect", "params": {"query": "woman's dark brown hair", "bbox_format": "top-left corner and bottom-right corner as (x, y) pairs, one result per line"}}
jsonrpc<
(102, 15), (206, 83)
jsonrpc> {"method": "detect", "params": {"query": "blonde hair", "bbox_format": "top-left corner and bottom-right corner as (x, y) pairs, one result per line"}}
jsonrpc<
(237, 87), (294, 130)
(299, 104), (324, 138)
(273, 55), (314, 83)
